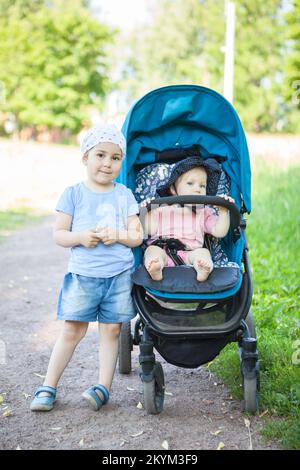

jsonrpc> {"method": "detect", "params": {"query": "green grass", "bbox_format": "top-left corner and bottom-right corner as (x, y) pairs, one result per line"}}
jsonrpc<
(209, 162), (300, 449)
(0, 207), (44, 241)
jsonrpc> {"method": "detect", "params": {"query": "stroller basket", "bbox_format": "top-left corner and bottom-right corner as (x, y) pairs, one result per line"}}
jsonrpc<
(133, 246), (251, 338)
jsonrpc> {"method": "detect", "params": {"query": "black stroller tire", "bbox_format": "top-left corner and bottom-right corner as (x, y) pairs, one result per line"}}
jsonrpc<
(143, 362), (165, 415)
(118, 322), (132, 374)
(243, 377), (259, 414)
(240, 311), (259, 414)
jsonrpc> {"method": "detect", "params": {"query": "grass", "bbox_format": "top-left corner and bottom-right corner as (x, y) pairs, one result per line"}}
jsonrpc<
(209, 161), (300, 449)
(0, 207), (44, 241)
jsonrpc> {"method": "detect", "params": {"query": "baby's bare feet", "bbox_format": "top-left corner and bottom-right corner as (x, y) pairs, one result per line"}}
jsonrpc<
(145, 258), (164, 281)
(195, 259), (213, 282)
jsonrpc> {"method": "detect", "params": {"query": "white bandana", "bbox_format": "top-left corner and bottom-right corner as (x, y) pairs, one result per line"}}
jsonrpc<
(80, 124), (126, 157)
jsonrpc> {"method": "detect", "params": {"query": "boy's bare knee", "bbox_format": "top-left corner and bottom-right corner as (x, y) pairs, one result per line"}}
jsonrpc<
(62, 321), (88, 343)
(100, 323), (121, 339)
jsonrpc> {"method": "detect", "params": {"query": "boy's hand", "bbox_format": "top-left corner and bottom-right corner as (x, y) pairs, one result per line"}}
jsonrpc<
(96, 227), (118, 245)
(78, 229), (101, 248)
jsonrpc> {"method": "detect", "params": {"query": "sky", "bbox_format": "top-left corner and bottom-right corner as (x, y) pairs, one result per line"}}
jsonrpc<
(90, 0), (151, 31)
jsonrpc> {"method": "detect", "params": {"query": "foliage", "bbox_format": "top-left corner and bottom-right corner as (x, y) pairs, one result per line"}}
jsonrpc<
(283, 0), (300, 132)
(209, 163), (300, 449)
(119, 0), (298, 133)
(119, 0), (225, 102)
(233, 0), (285, 132)
(0, 0), (114, 132)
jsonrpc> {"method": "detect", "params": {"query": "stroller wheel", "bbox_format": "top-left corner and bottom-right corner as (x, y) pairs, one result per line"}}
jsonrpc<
(118, 322), (132, 374)
(240, 336), (260, 414)
(243, 376), (259, 414)
(143, 362), (165, 415)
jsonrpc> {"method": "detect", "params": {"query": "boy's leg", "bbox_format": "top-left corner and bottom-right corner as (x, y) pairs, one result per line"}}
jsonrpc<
(39, 320), (89, 397)
(96, 322), (122, 400)
(144, 245), (168, 280)
(187, 248), (213, 282)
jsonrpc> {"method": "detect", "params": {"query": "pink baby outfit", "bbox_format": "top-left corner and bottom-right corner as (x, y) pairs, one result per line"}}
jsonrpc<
(147, 205), (218, 267)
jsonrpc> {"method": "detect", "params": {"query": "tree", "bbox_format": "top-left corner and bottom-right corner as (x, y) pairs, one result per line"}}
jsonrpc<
(0, 0), (45, 16)
(119, 0), (290, 133)
(119, 0), (225, 103)
(233, 0), (285, 132)
(0, 0), (114, 133)
(283, 0), (300, 132)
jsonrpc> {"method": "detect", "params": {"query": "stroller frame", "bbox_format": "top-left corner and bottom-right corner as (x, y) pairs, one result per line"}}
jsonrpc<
(117, 84), (260, 414)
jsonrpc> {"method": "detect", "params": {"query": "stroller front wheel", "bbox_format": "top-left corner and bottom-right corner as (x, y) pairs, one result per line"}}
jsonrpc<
(143, 362), (165, 414)
(118, 322), (133, 374)
(243, 376), (259, 414)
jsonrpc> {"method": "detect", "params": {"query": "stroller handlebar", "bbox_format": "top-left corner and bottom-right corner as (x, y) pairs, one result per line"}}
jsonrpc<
(140, 195), (243, 240)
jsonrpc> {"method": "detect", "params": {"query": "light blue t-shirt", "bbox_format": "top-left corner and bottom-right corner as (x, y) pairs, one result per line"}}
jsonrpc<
(56, 182), (139, 278)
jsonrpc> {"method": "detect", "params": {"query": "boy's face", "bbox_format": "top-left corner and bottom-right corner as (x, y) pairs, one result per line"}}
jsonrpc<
(170, 167), (207, 196)
(82, 142), (123, 188)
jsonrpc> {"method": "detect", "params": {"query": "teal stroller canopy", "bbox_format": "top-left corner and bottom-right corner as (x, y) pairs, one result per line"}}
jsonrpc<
(121, 85), (251, 213)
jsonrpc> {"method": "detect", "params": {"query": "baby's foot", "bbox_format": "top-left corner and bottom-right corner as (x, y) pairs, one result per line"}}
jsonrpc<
(145, 258), (164, 281)
(195, 259), (213, 282)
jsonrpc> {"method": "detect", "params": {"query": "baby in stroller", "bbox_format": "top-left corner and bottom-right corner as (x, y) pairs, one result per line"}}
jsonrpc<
(142, 156), (235, 282)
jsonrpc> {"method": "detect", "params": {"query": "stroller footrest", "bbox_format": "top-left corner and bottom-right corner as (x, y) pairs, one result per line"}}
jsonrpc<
(132, 265), (241, 294)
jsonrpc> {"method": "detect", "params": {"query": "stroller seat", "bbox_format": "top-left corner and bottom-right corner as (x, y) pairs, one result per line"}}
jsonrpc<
(134, 161), (239, 269)
(132, 157), (241, 301)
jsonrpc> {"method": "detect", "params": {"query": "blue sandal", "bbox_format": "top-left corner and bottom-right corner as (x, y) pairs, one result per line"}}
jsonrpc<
(82, 384), (110, 411)
(30, 385), (57, 411)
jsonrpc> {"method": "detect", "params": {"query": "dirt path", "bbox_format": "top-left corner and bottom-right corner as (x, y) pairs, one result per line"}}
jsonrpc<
(0, 217), (280, 450)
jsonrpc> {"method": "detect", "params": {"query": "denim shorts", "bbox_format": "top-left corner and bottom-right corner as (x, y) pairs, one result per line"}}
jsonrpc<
(57, 268), (136, 323)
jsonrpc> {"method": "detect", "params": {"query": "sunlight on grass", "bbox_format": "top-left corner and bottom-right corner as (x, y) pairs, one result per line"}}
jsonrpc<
(0, 208), (44, 241)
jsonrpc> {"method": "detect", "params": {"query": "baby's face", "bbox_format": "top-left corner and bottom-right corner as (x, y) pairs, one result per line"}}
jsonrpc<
(171, 167), (207, 196)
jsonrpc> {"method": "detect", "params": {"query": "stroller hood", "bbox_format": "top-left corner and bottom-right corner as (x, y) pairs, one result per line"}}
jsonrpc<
(121, 85), (251, 213)
(156, 155), (222, 197)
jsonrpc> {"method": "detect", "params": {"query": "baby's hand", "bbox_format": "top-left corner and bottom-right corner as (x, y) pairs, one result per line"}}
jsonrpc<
(79, 229), (101, 248)
(140, 197), (155, 208)
(218, 194), (235, 204)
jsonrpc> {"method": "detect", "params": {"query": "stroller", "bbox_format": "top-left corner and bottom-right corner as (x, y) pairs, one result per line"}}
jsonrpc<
(117, 85), (259, 414)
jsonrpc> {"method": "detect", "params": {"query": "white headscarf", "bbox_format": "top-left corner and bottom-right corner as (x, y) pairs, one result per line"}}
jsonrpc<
(80, 124), (126, 157)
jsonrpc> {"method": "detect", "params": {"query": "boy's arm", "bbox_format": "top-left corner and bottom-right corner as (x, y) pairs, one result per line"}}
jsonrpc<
(142, 209), (158, 238)
(139, 197), (159, 238)
(118, 214), (144, 247)
(96, 215), (144, 247)
(53, 212), (100, 248)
